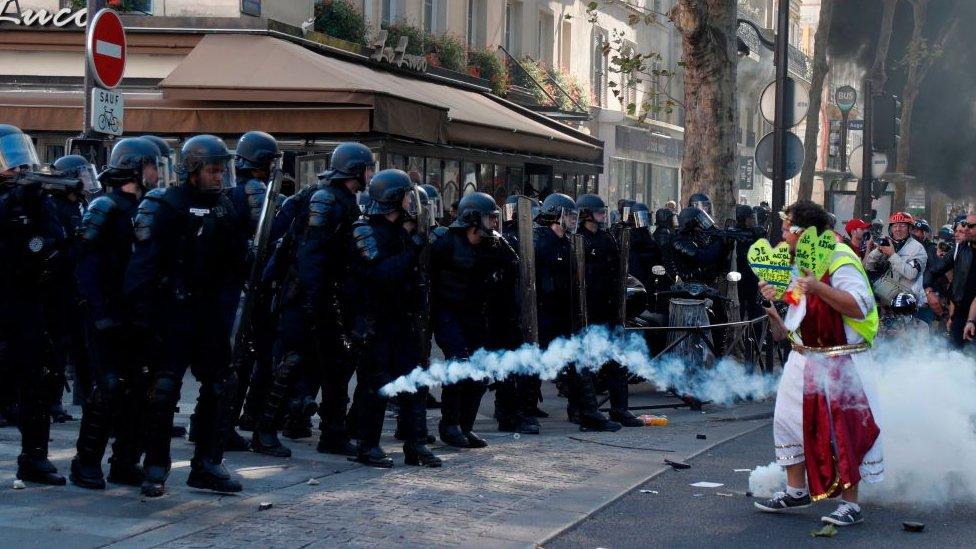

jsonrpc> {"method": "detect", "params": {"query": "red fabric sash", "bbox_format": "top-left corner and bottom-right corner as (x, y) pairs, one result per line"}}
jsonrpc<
(800, 279), (880, 500)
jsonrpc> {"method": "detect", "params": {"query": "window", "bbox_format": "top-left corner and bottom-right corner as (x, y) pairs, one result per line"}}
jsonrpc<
(467, 0), (485, 48)
(621, 42), (638, 112)
(407, 156), (425, 184)
(424, 0), (434, 32)
(537, 11), (554, 64)
(462, 161), (479, 195)
(382, 0), (399, 25)
(592, 29), (608, 107)
(442, 160), (460, 214)
(505, 1), (522, 53)
(559, 20), (572, 70)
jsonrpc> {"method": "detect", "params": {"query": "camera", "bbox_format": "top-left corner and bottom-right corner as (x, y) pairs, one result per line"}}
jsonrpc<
(878, 237), (891, 247)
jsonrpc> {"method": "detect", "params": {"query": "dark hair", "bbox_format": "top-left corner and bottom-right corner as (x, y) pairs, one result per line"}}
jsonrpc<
(784, 199), (831, 233)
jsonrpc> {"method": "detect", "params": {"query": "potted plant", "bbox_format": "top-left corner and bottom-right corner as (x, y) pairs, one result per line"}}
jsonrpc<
(467, 48), (510, 96)
(428, 33), (467, 73)
(313, 0), (368, 47)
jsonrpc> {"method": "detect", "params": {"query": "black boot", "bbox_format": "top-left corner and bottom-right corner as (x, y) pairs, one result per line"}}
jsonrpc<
(140, 464), (169, 498)
(187, 459), (242, 493)
(69, 456), (105, 490)
(224, 429), (251, 452)
(237, 412), (255, 432)
(464, 432), (488, 448)
(394, 429), (436, 444)
(107, 460), (145, 486)
(576, 370), (621, 433)
(317, 433), (358, 456)
(352, 446), (393, 468)
(403, 442), (442, 467)
(607, 363), (644, 427)
(438, 423), (470, 448)
(18, 406), (66, 486)
(609, 410), (645, 427)
(250, 430), (292, 457)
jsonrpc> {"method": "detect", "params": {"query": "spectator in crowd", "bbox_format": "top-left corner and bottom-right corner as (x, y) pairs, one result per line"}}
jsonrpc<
(911, 219), (937, 323)
(864, 212), (927, 310)
(927, 213), (976, 348)
(844, 218), (871, 258)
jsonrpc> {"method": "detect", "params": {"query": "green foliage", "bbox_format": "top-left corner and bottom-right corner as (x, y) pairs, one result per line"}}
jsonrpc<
(382, 20), (427, 55)
(510, 56), (556, 107)
(313, 0), (368, 46)
(428, 33), (467, 72)
(468, 49), (509, 96)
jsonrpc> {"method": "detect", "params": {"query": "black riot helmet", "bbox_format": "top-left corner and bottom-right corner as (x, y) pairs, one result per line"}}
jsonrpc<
(53, 154), (100, 195)
(655, 207), (677, 229)
(365, 169), (414, 216)
(101, 137), (161, 190)
(321, 142), (374, 190)
(678, 206), (715, 232)
(735, 204), (757, 228)
(0, 124), (40, 180)
(178, 134), (235, 193)
(754, 205), (770, 228)
(234, 130), (281, 174)
(631, 202), (651, 229)
(451, 192), (500, 236)
(141, 135), (176, 187)
(537, 193), (578, 233)
(889, 292), (918, 315)
(420, 183), (444, 222)
(577, 193), (608, 227)
(687, 192), (712, 215)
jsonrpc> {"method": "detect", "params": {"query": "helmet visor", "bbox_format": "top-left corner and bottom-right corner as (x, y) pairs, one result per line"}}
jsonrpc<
(0, 133), (40, 172)
(633, 210), (651, 229)
(691, 199), (712, 215)
(560, 207), (579, 234)
(78, 163), (102, 194)
(158, 156), (177, 187)
(698, 210), (716, 230)
(404, 187), (422, 220)
(194, 156), (235, 193)
(480, 210), (501, 235)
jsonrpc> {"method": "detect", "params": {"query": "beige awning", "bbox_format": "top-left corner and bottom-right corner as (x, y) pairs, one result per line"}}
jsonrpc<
(159, 34), (601, 162)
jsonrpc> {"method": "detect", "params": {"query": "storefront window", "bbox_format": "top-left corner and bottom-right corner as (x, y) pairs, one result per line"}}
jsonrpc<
(552, 172), (566, 196)
(442, 160), (460, 218)
(509, 166), (524, 196)
(426, 157), (442, 189)
(296, 153), (330, 190)
(651, 165), (680, 211)
(634, 163), (648, 204)
(462, 161), (479, 195)
(478, 163), (494, 196)
(407, 156), (425, 184)
(388, 153), (407, 170)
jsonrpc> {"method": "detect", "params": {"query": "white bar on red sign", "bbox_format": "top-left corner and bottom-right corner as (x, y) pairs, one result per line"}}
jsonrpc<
(95, 40), (123, 59)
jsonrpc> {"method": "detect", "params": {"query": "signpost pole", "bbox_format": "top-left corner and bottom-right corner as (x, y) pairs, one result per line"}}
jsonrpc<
(81, 0), (107, 138)
(840, 110), (849, 173)
(769, 0), (790, 243)
(859, 78), (874, 220)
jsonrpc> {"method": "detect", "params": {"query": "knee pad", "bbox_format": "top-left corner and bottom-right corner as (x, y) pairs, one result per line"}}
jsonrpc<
(149, 374), (181, 407)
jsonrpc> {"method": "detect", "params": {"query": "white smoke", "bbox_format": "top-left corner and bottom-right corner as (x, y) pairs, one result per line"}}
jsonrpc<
(860, 330), (976, 507)
(749, 462), (787, 498)
(380, 325), (779, 404)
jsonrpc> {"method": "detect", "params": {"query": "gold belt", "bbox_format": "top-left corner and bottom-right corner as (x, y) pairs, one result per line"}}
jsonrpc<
(789, 341), (871, 357)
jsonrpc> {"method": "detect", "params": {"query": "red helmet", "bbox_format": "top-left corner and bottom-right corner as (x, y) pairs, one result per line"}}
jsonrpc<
(888, 212), (915, 225)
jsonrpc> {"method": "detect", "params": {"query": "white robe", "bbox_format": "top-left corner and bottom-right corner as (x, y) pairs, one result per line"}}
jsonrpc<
(772, 262), (885, 484)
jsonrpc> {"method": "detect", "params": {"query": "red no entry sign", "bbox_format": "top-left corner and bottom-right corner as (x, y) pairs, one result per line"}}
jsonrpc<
(86, 9), (126, 89)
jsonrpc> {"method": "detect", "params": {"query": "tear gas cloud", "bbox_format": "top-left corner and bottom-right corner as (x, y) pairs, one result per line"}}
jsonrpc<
(380, 325), (779, 405)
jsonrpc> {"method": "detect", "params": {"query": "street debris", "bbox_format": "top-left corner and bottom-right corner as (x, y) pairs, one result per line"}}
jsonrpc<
(306, 478), (320, 486)
(258, 502), (273, 511)
(639, 489), (659, 494)
(902, 521), (925, 533)
(690, 482), (724, 488)
(696, 434), (707, 440)
(716, 492), (734, 497)
(733, 469), (752, 472)
(665, 459), (691, 470)
(638, 414), (669, 426)
(12, 480), (25, 490)
(811, 524), (837, 538)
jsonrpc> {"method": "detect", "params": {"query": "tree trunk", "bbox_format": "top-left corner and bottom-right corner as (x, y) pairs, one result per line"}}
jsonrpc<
(797, 0), (835, 202)
(854, 0), (898, 220)
(672, 0), (738, 223)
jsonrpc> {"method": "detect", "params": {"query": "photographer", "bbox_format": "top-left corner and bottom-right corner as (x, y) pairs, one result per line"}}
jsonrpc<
(863, 212), (927, 309)
(844, 218), (871, 259)
(927, 214), (976, 348)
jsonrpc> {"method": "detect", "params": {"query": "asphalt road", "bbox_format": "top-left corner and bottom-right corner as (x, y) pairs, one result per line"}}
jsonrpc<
(547, 424), (976, 549)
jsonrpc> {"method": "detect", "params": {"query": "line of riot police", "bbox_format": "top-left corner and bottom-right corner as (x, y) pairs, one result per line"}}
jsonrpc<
(0, 122), (762, 498)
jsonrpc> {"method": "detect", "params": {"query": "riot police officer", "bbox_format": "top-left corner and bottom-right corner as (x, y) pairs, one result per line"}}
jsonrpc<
(535, 194), (620, 432)
(434, 192), (519, 445)
(47, 154), (100, 416)
(625, 202), (662, 290)
(672, 206), (733, 284)
(576, 195), (642, 427)
(732, 205), (764, 320)
(141, 135), (176, 187)
(250, 142), (372, 458)
(349, 170), (440, 468)
(653, 207), (678, 280)
(125, 134), (247, 497)
(0, 124), (68, 485)
(688, 192), (712, 216)
(70, 137), (160, 489)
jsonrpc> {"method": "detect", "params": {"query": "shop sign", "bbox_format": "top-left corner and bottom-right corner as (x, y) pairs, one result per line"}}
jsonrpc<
(738, 156), (755, 190)
(369, 31), (428, 72)
(0, 1), (87, 27)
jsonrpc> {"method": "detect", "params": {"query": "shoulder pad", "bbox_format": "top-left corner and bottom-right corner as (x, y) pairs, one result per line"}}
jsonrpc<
(244, 179), (268, 224)
(133, 194), (165, 242)
(80, 196), (117, 242)
(352, 223), (379, 261)
(308, 188), (338, 227)
(433, 226), (449, 239)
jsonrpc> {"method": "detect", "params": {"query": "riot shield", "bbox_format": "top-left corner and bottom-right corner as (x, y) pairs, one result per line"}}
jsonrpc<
(414, 186), (432, 367)
(516, 196), (539, 345)
(616, 226), (631, 327)
(230, 166), (282, 358)
(571, 232), (588, 331)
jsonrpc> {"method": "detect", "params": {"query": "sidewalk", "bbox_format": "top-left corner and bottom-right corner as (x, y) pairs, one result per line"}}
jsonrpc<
(0, 380), (772, 548)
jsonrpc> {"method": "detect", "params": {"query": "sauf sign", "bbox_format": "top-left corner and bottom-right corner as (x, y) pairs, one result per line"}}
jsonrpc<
(0, 1), (88, 27)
